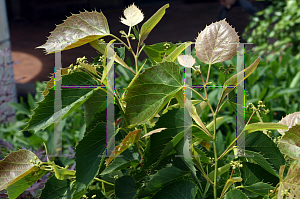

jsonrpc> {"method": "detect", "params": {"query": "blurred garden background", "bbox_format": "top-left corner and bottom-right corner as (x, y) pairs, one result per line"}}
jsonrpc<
(1, 0), (300, 198)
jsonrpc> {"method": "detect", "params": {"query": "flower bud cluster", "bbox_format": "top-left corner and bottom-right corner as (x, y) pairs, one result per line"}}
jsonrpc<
(246, 101), (270, 115)
(163, 43), (171, 50)
(230, 160), (243, 170)
(219, 63), (235, 74)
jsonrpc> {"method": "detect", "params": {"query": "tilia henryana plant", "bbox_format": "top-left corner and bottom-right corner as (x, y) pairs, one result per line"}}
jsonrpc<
(1, 3), (300, 199)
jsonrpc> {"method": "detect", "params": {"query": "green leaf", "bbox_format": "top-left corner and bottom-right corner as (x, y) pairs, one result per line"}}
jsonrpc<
(124, 61), (183, 126)
(195, 19), (239, 65)
(174, 136), (197, 176)
(240, 162), (279, 186)
(243, 150), (278, 177)
(40, 175), (74, 199)
(217, 57), (260, 108)
(90, 40), (134, 74)
(224, 189), (249, 199)
(143, 108), (184, 168)
(208, 164), (231, 181)
(165, 42), (192, 62)
(83, 89), (107, 127)
(143, 42), (177, 63)
(139, 4), (169, 44)
(157, 132), (184, 166)
(7, 169), (48, 199)
(115, 176), (137, 199)
(240, 182), (274, 197)
(137, 167), (190, 198)
(0, 149), (41, 191)
(184, 98), (212, 139)
(196, 100), (209, 115)
(290, 71), (300, 88)
(245, 131), (285, 175)
(220, 178), (243, 199)
(102, 159), (140, 175)
(105, 129), (142, 166)
(278, 164), (300, 199)
(24, 72), (99, 132)
(152, 180), (197, 199)
(75, 122), (106, 192)
(278, 124), (300, 160)
(37, 11), (110, 54)
(206, 117), (224, 132)
(245, 123), (288, 134)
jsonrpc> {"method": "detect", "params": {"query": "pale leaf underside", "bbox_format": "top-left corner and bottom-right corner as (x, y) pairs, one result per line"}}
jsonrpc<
(0, 150), (40, 190)
(120, 3), (144, 27)
(37, 11), (110, 54)
(195, 19), (239, 64)
(277, 111), (300, 135)
(278, 164), (300, 199)
(177, 55), (196, 68)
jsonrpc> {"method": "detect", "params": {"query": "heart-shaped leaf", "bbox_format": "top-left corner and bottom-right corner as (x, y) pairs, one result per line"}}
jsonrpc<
(120, 3), (144, 27)
(37, 11), (110, 54)
(278, 124), (300, 160)
(195, 19), (239, 64)
(124, 61), (183, 126)
(277, 112), (300, 135)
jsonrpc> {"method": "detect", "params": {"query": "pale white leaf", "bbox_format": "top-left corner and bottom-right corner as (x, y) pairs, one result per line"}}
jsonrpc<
(177, 55), (196, 68)
(120, 3), (144, 27)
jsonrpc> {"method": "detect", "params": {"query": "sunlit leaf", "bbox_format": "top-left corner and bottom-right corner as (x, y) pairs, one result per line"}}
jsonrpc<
(277, 112), (300, 135)
(195, 19), (239, 64)
(278, 124), (300, 160)
(124, 61), (183, 126)
(278, 164), (300, 199)
(120, 3), (144, 27)
(37, 11), (110, 54)
(139, 4), (169, 44)
(105, 129), (142, 166)
(245, 122), (288, 134)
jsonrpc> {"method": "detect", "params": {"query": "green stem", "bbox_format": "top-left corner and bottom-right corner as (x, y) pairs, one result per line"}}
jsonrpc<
(213, 113), (218, 199)
(200, 72), (208, 99)
(206, 63), (212, 85)
(94, 177), (115, 186)
(218, 129), (245, 161)
(109, 34), (130, 50)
